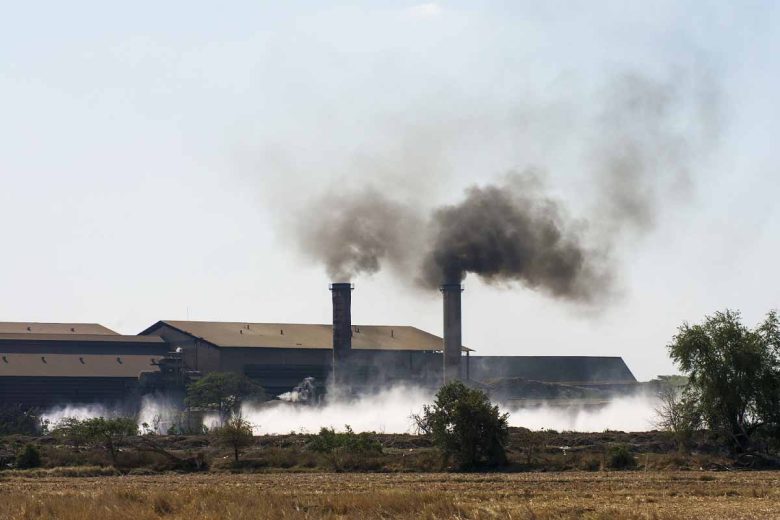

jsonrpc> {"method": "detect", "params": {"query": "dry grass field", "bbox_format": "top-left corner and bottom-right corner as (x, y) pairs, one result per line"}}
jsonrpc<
(0, 471), (777, 520)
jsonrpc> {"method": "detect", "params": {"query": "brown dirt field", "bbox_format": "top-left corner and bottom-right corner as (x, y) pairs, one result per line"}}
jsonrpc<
(0, 471), (778, 519)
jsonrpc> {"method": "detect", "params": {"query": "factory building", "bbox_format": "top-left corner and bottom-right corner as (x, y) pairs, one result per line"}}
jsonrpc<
(140, 320), (470, 396)
(469, 356), (637, 388)
(0, 323), (168, 407)
(0, 319), (639, 408)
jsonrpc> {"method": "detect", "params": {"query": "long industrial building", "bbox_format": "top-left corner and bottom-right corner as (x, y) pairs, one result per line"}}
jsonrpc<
(140, 320), (470, 396)
(0, 319), (637, 407)
(0, 323), (167, 407)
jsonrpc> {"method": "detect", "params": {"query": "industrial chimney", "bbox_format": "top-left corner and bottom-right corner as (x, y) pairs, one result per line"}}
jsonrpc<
(440, 283), (463, 383)
(330, 282), (354, 386)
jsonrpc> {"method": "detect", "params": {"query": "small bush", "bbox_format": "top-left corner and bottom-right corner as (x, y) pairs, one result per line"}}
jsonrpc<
(579, 455), (602, 472)
(607, 445), (637, 470)
(15, 444), (42, 469)
(305, 427), (384, 471)
(210, 417), (255, 463)
(307, 426), (382, 455)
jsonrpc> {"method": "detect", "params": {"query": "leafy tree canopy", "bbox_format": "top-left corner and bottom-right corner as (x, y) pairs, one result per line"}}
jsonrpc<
(415, 381), (509, 469)
(668, 309), (780, 451)
(185, 372), (266, 422)
(52, 416), (138, 465)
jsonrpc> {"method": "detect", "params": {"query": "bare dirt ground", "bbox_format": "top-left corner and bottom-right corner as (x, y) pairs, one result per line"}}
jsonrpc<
(0, 471), (777, 519)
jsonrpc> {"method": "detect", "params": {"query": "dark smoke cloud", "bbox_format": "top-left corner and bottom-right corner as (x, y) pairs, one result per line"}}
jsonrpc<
(419, 172), (608, 301)
(294, 189), (423, 282)
(283, 70), (719, 305)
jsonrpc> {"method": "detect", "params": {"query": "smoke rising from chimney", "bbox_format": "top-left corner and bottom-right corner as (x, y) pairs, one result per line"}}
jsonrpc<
(420, 171), (607, 300)
(282, 70), (719, 304)
(294, 189), (423, 282)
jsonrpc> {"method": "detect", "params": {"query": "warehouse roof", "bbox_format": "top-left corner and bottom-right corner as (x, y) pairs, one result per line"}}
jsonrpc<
(141, 320), (472, 352)
(468, 356), (636, 384)
(0, 322), (118, 335)
(0, 333), (164, 344)
(0, 353), (162, 377)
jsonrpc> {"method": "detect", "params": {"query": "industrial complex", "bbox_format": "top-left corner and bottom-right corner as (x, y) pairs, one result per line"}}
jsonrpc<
(0, 284), (636, 408)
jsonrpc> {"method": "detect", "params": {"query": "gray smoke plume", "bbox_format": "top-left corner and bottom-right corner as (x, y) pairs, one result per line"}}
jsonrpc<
(294, 188), (423, 282)
(589, 71), (719, 237)
(419, 171), (608, 301)
(284, 70), (718, 303)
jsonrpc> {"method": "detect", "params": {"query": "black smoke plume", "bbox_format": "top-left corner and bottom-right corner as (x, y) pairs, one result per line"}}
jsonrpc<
(284, 71), (718, 304)
(419, 172), (607, 301)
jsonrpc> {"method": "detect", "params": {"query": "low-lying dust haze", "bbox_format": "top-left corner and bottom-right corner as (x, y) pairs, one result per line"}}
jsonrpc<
(239, 386), (659, 435)
(40, 388), (660, 435)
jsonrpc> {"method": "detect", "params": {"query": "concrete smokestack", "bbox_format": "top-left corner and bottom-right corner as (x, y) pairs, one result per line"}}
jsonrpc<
(440, 283), (463, 383)
(330, 282), (354, 386)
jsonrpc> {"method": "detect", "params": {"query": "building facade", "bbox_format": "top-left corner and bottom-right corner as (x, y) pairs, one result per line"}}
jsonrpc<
(0, 323), (168, 407)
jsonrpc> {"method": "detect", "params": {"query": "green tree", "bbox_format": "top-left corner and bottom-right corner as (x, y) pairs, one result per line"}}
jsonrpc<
(53, 417), (138, 466)
(210, 417), (255, 463)
(668, 309), (780, 451)
(185, 372), (266, 423)
(414, 381), (509, 469)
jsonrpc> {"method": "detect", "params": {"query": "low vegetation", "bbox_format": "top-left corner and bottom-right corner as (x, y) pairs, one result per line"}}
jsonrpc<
(4, 427), (771, 475)
(210, 417), (255, 463)
(606, 444), (637, 470)
(306, 426), (383, 455)
(14, 444), (41, 469)
(51, 416), (138, 466)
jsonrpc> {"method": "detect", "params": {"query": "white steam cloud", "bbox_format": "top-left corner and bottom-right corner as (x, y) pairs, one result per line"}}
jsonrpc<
(41, 395), (181, 434)
(239, 386), (659, 434)
(506, 394), (658, 432)
(40, 388), (659, 434)
(41, 403), (114, 426)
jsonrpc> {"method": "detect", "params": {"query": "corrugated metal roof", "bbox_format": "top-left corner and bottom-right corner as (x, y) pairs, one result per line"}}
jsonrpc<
(0, 333), (164, 344)
(146, 321), (471, 352)
(0, 323), (118, 335)
(0, 353), (162, 377)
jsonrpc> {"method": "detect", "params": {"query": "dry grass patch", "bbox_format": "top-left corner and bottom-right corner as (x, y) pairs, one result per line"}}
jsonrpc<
(0, 471), (777, 519)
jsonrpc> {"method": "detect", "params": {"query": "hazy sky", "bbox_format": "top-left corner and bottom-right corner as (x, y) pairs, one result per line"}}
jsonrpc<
(1, 2), (778, 380)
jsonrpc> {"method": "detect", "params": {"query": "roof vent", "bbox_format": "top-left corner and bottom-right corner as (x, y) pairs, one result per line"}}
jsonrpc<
(27, 326), (31, 332)
(79, 357), (85, 364)
(116, 357), (123, 364)
(280, 329), (284, 335)
(2, 356), (7, 363)
(391, 329), (394, 338)
(70, 327), (75, 332)
(41, 356), (47, 363)
(239, 329), (243, 335)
